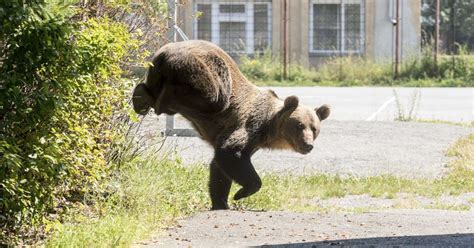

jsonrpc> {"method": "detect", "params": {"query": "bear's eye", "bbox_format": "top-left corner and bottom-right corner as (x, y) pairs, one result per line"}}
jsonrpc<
(297, 123), (305, 129)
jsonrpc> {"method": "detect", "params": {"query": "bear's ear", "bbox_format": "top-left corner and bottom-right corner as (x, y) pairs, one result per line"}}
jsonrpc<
(283, 95), (299, 111)
(132, 83), (153, 115)
(315, 104), (330, 121)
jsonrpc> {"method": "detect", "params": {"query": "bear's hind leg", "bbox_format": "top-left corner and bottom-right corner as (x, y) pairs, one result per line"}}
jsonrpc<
(209, 159), (232, 210)
(215, 150), (262, 201)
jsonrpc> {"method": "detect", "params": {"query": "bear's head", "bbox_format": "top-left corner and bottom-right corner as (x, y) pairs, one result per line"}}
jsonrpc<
(277, 96), (330, 154)
(132, 83), (154, 115)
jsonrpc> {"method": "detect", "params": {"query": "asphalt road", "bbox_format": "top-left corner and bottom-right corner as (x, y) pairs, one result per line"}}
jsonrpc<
(141, 210), (474, 247)
(265, 87), (473, 123)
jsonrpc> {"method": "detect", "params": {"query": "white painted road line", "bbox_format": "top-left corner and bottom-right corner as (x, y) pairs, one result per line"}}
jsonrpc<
(366, 97), (396, 121)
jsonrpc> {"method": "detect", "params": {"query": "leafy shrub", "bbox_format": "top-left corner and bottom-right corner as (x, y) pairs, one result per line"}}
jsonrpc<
(239, 51), (281, 81)
(0, 1), (142, 243)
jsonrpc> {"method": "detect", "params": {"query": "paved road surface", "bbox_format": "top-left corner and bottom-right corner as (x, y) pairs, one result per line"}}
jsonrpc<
(140, 210), (474, 247)
(265, 87), (473, 123)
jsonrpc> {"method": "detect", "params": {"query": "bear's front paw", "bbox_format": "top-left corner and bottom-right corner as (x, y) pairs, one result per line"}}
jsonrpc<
(211, 202), (229, 210)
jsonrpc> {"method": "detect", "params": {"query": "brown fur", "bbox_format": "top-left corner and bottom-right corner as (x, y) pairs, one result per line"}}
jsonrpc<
(132, 40), (330, 209)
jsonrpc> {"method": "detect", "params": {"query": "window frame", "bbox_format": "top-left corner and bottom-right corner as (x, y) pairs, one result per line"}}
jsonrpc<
(309, 0), (365, 55)
(193, 2), (272, 55)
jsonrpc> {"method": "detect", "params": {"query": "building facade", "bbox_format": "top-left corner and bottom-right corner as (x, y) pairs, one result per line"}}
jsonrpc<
(176, 0), (421, 67)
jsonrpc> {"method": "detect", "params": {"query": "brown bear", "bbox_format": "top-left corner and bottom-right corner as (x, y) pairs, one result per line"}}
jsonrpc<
(133, 40), (330, 210)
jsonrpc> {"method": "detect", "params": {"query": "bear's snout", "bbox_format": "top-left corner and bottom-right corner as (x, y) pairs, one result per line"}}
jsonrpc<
(302, 143), (313, 153)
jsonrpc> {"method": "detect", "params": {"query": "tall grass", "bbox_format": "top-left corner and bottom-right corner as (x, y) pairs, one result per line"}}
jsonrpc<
(47, 156), (209, 247)
(240, 47), (474, 87)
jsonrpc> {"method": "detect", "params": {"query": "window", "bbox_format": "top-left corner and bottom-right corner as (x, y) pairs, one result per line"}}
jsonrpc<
(310, 0), (364, 54)
(219, 22), (247, 52)
(220, 4), (246, 13)
(194, 1), (272, 55)
(197, 4), (212, 41)
(254, 4), (270, 52)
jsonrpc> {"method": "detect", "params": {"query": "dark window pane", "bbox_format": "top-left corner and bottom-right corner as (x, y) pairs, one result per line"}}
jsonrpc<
(313, 4), (341, 51)
(197, 4), (212, 41)
(219, 22), (246, 53)
(345, 4), (361, 51)
(254, 4), (269, 53)
(220, 4), (245, 13)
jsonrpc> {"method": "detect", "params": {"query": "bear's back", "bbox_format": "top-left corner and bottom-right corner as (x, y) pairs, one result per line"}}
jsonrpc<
(151, 40), (258, 114)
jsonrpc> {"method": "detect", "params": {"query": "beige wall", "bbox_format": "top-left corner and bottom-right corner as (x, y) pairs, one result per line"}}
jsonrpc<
(178, 0), (420, 68)
(271, 0), (282, 58)
(372, 0), (421, 61)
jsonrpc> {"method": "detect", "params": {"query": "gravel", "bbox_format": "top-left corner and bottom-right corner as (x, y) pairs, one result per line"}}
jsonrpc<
(136, 115), (472, 178)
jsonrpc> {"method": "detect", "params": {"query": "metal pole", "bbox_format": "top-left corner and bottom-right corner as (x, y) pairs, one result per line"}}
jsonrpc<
(282, 0), (288, 80)
(394, 0), (400, 78)
(434, 0), (440, 68)
(174, 0), (178, 42)
(451, 0), (456, 66)
(166, 0), (177, 135)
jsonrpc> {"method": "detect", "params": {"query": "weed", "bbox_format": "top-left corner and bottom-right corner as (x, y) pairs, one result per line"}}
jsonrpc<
(393, 89), (421, 121)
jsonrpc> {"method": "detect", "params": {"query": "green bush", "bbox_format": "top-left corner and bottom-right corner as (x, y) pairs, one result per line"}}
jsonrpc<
(0, 1), (141, 242)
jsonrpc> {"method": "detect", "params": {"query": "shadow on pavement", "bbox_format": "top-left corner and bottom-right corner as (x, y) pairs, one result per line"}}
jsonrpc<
(256, 233), (474, 247)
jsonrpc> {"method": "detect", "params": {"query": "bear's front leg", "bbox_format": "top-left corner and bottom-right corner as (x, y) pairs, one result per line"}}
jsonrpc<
(215, 149), (262, 202)
(209, 159), (232, 210)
